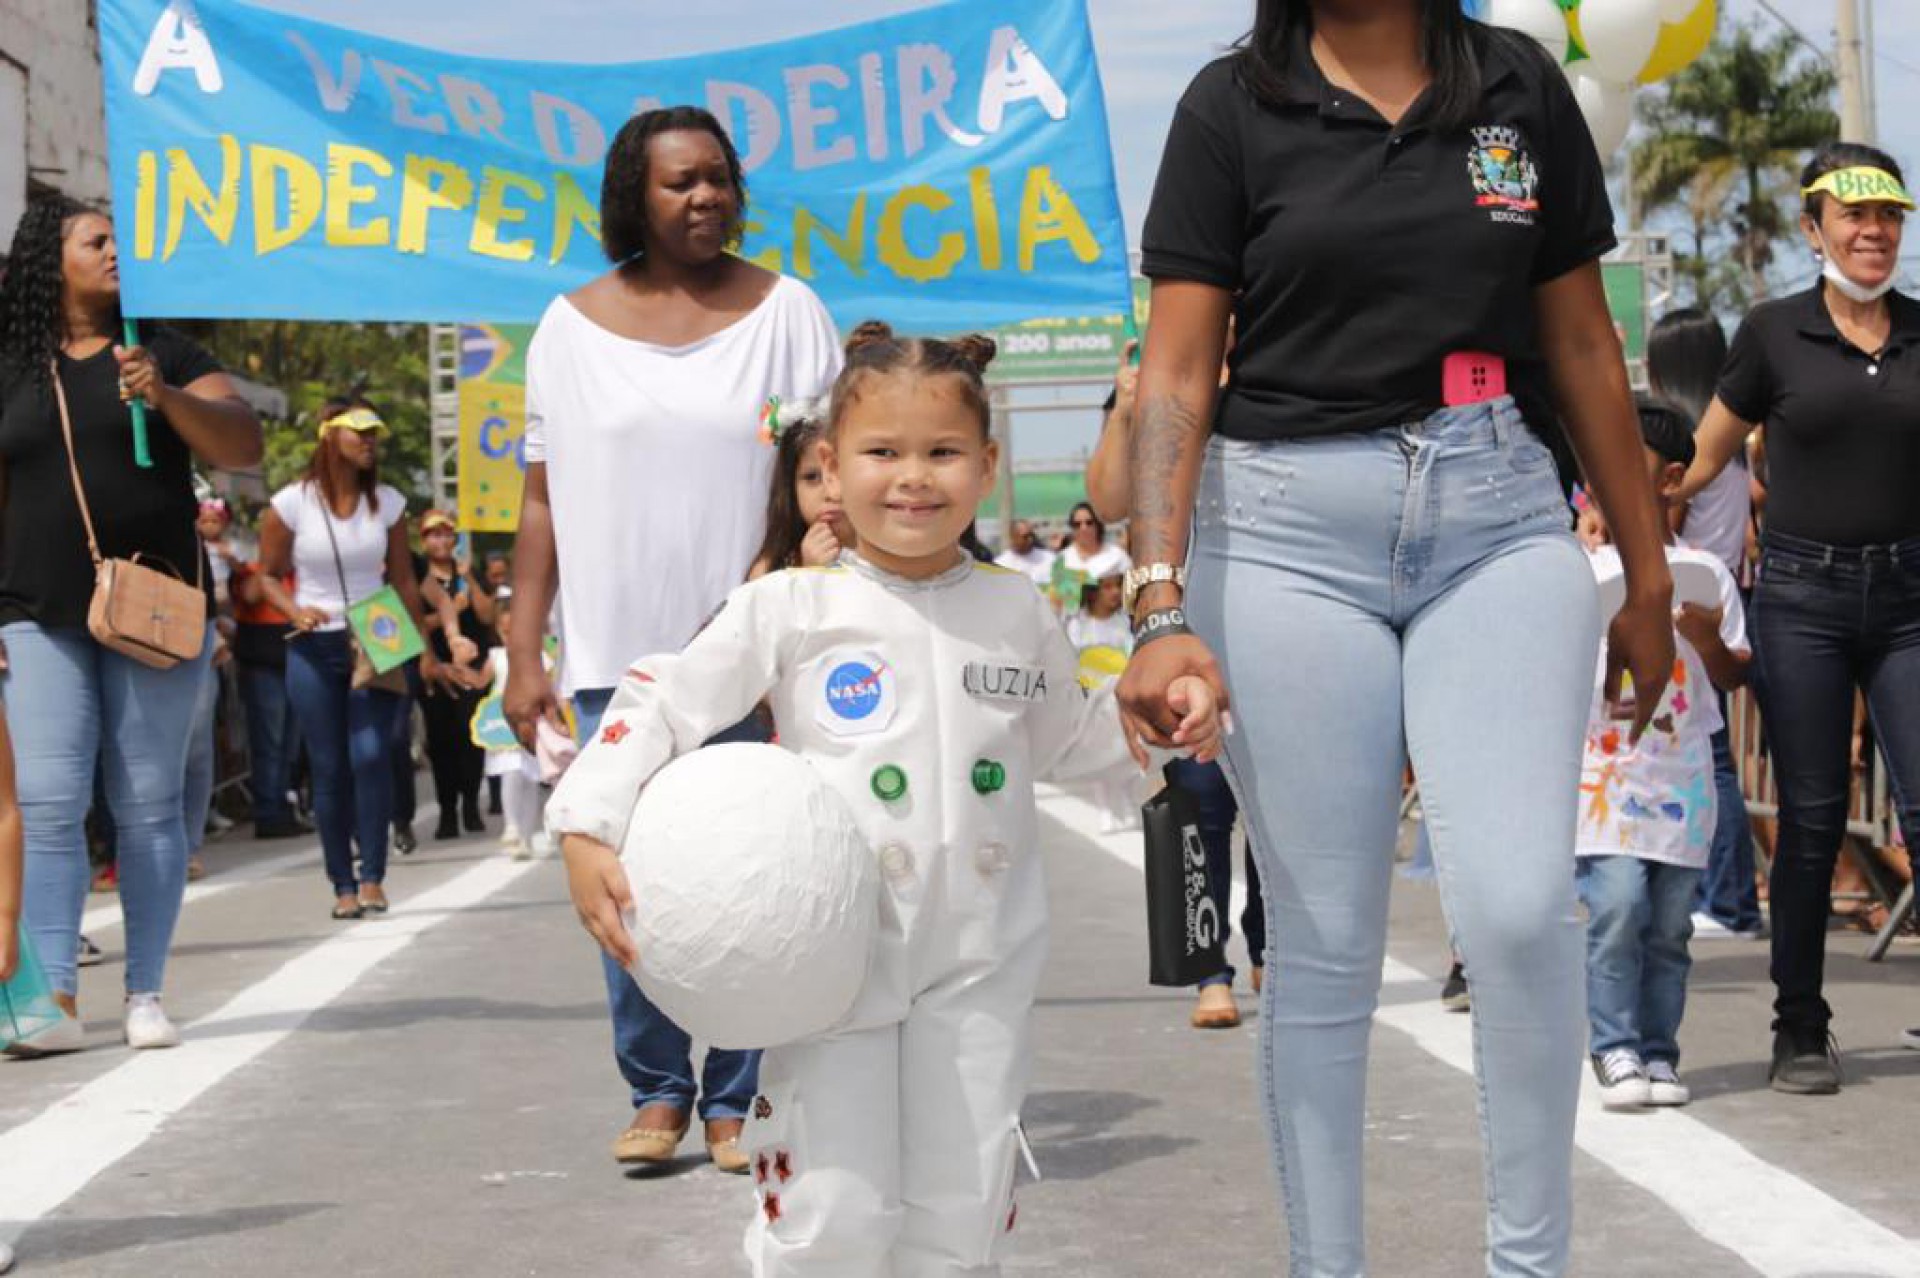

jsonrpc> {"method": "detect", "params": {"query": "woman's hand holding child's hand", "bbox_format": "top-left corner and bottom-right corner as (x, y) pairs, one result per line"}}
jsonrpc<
(1167, 675), (1225, 764)
(561, 833), (638, 968)
(1126, 674), (1227, 768)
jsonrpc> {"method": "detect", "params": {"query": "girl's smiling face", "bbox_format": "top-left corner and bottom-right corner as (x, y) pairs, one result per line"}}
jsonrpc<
(825, 374), (997, 580)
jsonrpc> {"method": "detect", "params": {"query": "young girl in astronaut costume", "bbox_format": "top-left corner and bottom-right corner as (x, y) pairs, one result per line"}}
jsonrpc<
(548, 327), (1221, 1277)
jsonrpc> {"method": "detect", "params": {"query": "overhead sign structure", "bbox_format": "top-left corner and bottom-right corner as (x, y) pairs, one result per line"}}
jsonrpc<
(99, 0), (1132, 329)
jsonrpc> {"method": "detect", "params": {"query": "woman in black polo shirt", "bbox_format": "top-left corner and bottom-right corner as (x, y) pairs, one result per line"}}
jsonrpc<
(1117, 3), (1676, 1273)
(1680, 142), (1920, 1096)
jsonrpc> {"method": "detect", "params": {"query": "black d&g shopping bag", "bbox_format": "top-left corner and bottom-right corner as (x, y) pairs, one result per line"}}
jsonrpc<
(1141, 766), (1228, 987)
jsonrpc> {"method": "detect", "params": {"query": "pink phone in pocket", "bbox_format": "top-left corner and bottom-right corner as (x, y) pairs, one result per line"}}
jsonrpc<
(1441, 351), (1508, 407)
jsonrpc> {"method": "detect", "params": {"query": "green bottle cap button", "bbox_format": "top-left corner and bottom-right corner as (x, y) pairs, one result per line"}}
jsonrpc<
(971, 759), (1007, 795)
(871, 764), (909, 802)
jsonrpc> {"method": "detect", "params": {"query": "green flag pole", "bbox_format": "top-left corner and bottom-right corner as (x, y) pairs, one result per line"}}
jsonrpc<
(123, 317), (153, 469)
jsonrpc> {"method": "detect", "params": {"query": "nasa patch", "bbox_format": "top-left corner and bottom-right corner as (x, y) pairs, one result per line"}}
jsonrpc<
(814, 650), (898, 737)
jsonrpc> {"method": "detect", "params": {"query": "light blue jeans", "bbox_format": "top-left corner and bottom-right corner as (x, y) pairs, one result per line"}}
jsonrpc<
(1576, 856), (1699, 1065)
(1186, 398), (1598, 1278)
(574, 688), (761, 1119)
(183, 656), (220, 853)
(2, 620), (213, 996)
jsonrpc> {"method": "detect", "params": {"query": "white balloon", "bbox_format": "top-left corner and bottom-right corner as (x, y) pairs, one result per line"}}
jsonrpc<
(621, 743), (879, 1050)
(1484, 0), (1570, 66)
(1656, 0), (1701, 22)
(1572, 74), (1635, 155)
(1579, 0), (1665, 83)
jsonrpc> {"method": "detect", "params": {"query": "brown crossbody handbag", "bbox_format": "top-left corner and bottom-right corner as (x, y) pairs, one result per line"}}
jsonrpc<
(52, 362), (207, 670)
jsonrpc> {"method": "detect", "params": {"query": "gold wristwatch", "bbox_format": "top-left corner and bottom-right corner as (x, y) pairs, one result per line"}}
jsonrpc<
(1123, 562), (1186, 616)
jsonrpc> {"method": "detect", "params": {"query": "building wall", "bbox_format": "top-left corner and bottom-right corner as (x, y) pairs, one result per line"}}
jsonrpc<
(0, 0), (109, 247)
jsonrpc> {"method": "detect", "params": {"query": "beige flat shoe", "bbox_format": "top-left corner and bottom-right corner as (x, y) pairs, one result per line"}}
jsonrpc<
(612, 1110), (689, 1166)
(1191, 982), (1241, 1030)
(705, 1118), (751, 1174)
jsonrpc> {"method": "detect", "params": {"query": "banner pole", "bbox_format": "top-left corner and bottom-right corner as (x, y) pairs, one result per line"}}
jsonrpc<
(124, 318), (154, 469)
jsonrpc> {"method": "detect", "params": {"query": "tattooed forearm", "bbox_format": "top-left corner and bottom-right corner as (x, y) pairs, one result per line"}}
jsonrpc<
(1128, 389), (1210, 568)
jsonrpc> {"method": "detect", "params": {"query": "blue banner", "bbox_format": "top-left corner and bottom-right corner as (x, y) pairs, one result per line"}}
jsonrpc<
(100, 0), (1131, 328)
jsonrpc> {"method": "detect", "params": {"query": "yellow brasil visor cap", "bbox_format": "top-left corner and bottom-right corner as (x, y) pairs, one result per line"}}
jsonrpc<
(318, 407), (389, 438)
(1801, 166), (1916, 210)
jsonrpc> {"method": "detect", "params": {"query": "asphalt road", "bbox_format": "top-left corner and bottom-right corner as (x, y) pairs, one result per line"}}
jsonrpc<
(4, 787), (1918, 1276)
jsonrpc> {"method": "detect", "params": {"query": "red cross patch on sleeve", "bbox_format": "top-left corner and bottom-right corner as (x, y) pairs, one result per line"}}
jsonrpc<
(600, 721), (632, 745)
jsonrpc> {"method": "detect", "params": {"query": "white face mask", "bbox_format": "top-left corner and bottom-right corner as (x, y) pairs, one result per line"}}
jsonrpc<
(1815, 227), (1897, 303)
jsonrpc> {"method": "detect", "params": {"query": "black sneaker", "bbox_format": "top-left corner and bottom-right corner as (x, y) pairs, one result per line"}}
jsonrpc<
(1440, 962), (1469, 1012)
(1769, 1026), (1842, 1095)
(461, 798), (485, 834)
(254, 819), (308, 840)
(393, 824), (417, 856)
(433, 816), (461, 841)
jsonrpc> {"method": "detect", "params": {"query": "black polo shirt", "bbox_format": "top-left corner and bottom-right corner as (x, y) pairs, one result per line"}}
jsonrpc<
(1141, 22), (1616, 445)
(1716, 283), (1920, 547)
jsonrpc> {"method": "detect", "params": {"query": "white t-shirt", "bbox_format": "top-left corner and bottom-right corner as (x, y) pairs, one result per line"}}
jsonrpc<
(525, 274), (843, 695)
(1066, 609), (1133, 654)
(1059, 542), (1131, 583)
(1577, 544), (1749, 869)
(995, 545), (1055, 589)
(1682, 460), (1751, 579)
(268, 481), (406, 631)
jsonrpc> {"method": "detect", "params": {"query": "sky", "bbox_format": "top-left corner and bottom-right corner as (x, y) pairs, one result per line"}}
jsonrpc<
(254, 0), (1920, 459)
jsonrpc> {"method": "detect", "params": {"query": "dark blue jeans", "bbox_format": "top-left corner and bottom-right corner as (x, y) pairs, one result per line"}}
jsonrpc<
(1164, 757), (1266, 988)
(573, 686), (761, 1119)
(285, 631), (403, 895)
(1694, 701), (1762, 932)
(238, 661), (299, 826)
(1750, 533), (1920, 1033)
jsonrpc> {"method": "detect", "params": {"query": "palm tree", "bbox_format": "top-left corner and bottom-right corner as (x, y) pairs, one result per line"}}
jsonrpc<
(1630, 21), (1837, 312)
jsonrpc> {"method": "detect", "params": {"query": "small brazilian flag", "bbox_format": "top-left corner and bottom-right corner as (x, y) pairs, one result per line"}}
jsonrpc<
(347, 585), (425, 674)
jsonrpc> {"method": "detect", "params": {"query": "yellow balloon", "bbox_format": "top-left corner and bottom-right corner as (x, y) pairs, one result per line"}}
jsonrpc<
(1637, 0), (1716, 85)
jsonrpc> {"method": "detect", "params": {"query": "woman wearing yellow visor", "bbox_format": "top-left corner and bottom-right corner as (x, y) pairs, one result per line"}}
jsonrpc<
(255, 397), (469, 921)
(1680, 143), (1920, 1095)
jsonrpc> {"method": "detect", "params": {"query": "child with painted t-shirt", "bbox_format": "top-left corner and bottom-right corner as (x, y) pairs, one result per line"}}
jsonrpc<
(1579, 400), (1750, 1110)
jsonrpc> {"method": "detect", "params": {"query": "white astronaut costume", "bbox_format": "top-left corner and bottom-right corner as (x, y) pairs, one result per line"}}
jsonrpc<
(546, 552), (1135, 1277)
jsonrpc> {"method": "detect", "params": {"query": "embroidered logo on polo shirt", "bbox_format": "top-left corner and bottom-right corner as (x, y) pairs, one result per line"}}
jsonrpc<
(1467, 126), (1539, 227)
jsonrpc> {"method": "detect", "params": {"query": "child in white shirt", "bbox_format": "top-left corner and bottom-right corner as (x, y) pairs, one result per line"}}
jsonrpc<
(547, 325), (1220, 1276)
(1579, 400), (1750, 1109)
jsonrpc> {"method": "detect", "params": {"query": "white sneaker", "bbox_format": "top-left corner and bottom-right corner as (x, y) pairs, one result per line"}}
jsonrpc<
(123, 994), (181, 1050)
(4, 1011), (83, 1057)
(499, 824), (522, 848)
(1690, 911), (1733, 937)
(507, 837), (532, 862)
(1592, 1048), (1650, 1108)
(1691, 911), (1765, 940)
(1, 1237), (15, 1273)
(1645, 1059), (1691, 1106)
(1900, 1026), (1920, 1051)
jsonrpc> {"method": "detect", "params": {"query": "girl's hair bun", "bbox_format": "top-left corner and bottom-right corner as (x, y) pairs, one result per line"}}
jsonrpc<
(845, 320), (897, 356)
(946, 333), (998, 374)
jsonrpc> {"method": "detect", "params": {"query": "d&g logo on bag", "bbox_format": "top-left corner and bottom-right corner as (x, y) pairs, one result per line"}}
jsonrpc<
(1468, 125), (1539, 227)
(1181, 820), (1220, 955)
